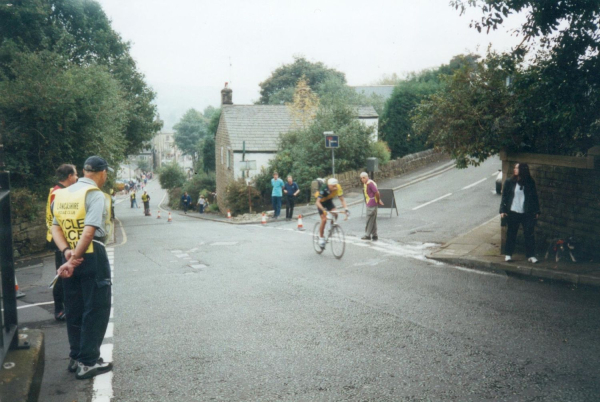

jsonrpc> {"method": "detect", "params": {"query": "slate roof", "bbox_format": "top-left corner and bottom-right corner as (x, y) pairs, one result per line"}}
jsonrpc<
(221, 104), (378, 152)
(352, 85), (395, 100)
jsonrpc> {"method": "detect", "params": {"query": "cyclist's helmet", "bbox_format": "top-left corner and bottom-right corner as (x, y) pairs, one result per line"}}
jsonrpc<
(316, 177), (325, 185)
(327, 178), (339, 185)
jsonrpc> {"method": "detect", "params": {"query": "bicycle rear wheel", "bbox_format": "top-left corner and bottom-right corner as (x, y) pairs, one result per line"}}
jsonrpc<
(329, 224), (345, 259)
(313, 222), (324, 254)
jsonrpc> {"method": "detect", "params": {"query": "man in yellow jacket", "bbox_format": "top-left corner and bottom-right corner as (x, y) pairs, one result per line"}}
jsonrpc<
(52, 156), (113, 380)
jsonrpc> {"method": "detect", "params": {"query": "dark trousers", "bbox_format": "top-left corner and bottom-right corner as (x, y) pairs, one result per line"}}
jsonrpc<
(144, 201), (150, 215)
(505, 211), (536, 258)
(63, 244), (111, 366)
(285, 197), (295, 219)
(53, 249), (64, 314)
(272, 196), (282, 217)
(199, 204), (205, 213)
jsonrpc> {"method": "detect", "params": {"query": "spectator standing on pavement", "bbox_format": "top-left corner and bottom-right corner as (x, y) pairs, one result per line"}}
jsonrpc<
(271, 172), (284, 219)
(130, 190), (138, 208)
(500, 162), (541, 263)
(141, 191), (151, 216)
(45, 164), (78, 321)
(360, 172), (384, 241)
(283, 175), (300, 221)
(197, 195), (207, 213)
(181, 191), (192, 214)
(51, 156), (113, 379)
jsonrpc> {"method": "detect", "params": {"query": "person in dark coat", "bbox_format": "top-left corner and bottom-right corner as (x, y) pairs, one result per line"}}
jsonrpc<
(499, 163), (541, 263)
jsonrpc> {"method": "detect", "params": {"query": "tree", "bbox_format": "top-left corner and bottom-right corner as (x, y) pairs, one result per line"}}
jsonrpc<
(258, 56), (346, 104)
(136, 157), (151, 172)
(0, 51), (127, 191)
(0, 0), (161, 157)
(201, 136), (216, 173)
(287, 76), (319, 129)
(380, 54), (480, 158)
(203, 105), (218, 120)
(173, 109), (208, 159)
(158, 161), (186, 190)
(416, 1), (600, 167)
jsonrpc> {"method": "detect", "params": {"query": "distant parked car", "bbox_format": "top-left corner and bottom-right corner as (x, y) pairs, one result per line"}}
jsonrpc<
(495, 170), (503, 194)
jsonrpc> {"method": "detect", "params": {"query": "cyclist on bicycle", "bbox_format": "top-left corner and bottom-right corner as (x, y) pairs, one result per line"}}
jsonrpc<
(315, 177), (349, 249)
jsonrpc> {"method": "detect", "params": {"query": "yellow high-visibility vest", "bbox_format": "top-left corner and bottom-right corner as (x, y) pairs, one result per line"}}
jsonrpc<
(45, 187), (55, 242)
(52, 185), (112, 253)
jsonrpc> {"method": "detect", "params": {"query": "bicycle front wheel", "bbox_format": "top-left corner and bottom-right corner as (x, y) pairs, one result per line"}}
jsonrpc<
(313, 222), (324, 254)
(329, 224), (345, 259)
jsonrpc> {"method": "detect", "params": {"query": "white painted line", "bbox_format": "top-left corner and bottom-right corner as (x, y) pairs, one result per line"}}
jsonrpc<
(187, 248), (198, 253)
(412, 193), (452, 210)
(211, 242), (238, 246)
(492, 171), (501, 176)
(15, 301), (54, 310)
(461, 178), (487, 190)
(110, 308), (114, 319)
(190, 264), (207, 269)
(92, 371), (113, 401)
(175, 253), (189, 258)
(104, 322), (113, 339)
(100, 343), (113, 363)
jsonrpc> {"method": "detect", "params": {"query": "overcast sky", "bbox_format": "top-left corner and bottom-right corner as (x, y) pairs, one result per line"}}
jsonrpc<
(96, 0), (525, 131)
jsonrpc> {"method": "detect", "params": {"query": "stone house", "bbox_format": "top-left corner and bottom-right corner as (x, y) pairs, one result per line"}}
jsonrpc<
(214, 84), (379, 212)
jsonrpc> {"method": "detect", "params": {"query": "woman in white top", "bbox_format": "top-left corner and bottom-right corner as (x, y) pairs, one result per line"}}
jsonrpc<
(499, 163), (541, 263)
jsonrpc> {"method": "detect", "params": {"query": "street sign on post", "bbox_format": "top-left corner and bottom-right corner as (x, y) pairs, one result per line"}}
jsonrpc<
(324, 131), (338, 176)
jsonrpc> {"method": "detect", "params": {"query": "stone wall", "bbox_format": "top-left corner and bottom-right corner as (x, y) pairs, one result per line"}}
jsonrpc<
(501, 149), (600, 258)
(13, 207), (48, 258)
(325, 149), (448, 192)
(311, 149), (449, 200)
(215, 116), (234, 213)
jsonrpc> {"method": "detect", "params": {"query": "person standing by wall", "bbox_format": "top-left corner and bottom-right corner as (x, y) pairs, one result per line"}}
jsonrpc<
(360, 172), (384, 241)
(51, 156), (113, 379)
(271, 172), (284, 219)
(46, 164), (78, 321)
(181, 191), (192, 214)
(283, 175), (300, 221)
(197, 195), (207, 213)
(500, 162), (541, 263)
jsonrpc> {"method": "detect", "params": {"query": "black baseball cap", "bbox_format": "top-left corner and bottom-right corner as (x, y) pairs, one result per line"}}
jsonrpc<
(83, 156), (114, 173)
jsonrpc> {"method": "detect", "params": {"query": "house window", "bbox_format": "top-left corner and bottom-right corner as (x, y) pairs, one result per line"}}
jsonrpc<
(221, 147), (224, 164)
(227, 150), (231, 169)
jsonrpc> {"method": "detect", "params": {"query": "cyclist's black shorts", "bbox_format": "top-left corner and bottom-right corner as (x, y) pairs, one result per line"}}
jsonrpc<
(318, 199), (335, 215)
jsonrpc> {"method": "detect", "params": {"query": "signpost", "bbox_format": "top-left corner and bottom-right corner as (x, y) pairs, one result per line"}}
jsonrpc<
(239, 160), (257, 212)
(324, 131), (339, 176)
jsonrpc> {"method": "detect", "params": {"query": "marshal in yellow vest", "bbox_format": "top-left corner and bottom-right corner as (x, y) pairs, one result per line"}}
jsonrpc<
(52, 185), (113, 254)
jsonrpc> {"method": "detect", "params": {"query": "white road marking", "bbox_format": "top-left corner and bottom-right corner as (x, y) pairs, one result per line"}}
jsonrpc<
(211, 242), (238, 246)
(175, 253), (189, 258)
(93, 247), (115, 402)
(462, 178), (487, 190)
(190, 264), (207, 269)
(492, 171), (501, 176)
(15, 301), (54, 310)
(412, 193), (452, 211)
(187, 248), (198, 253)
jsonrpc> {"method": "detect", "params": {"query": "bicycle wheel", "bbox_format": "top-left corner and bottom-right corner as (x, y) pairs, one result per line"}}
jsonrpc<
(329, 224), (345, 259)
(313, 222), (324, 254)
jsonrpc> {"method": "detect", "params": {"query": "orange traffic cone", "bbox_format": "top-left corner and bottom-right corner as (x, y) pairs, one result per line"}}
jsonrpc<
(157, 210), (161, 219)
(261, 212), (267, 225)
(227, 209), (232, 220)
(15, 276), (25, 299)
(297, 214), (305, 231)
(167, 212), (172, 223)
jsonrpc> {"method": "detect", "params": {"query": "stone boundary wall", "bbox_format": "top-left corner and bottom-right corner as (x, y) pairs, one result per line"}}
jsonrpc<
(329, 150), (448, 191)
(13, 206), (48, 258)
(501, 149), (600, 258)
(311, 149), (449, 200)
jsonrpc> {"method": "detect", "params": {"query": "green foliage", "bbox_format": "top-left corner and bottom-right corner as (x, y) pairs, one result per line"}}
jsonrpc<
(167, 187), (182, 210)
(10, 188), (42, 223)
(0, 51), (127, 192)
(258, 101), (374, 202)
(207, 108), (221, 137)
(182, 171), (216, 201)
(203, 105), (218, 120)
(380, 54), (479, 158)
(225, 179), (261, 215)
(207, 203), (219, 213)
(0, 0), (161, 156)
(201, 136), (216, 172)
(258, 56), (346, 104)
(173, 108), (208, 157)
(158, 162), (186, 190)
(369, 141), (392, 165)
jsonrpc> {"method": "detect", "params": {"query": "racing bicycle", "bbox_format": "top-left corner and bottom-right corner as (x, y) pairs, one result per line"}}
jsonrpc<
(313, 210), (347, 259)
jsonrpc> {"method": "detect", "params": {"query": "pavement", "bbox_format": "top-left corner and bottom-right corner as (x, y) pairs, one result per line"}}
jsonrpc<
(429, 215), (600, 287)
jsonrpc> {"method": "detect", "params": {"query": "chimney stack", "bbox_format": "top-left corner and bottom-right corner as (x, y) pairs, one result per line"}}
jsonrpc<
(221, 82), (233, 105)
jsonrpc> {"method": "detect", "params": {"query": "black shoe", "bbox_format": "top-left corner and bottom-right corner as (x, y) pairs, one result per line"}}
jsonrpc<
(372, 236), (378, 241)
(55, 311), (66, 321)
(361, 236), (371, 241)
